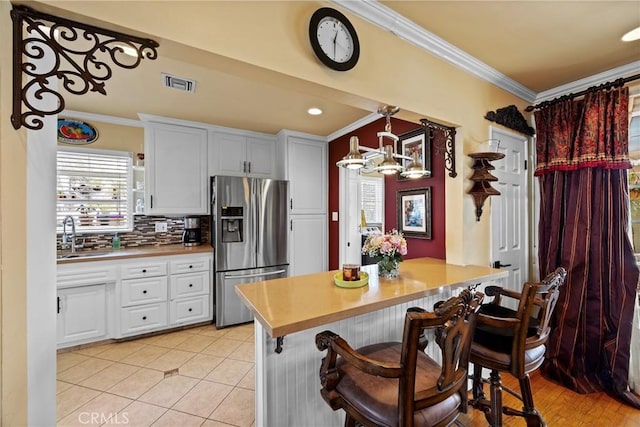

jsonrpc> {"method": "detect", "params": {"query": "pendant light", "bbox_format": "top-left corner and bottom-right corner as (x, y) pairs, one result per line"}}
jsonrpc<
(336, 105), (430, 179)
(400, 151), (430, 179)
(336, 136), (366, 169)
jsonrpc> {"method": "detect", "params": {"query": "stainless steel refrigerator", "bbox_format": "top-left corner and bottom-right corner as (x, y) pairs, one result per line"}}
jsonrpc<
(211, 176), (289, 328)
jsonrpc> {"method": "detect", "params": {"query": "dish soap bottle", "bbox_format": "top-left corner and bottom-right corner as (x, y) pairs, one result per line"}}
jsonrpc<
(112, 232), (121, 249)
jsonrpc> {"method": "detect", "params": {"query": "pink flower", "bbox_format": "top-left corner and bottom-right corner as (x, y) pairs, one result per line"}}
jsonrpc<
(362, 229), (408, 261)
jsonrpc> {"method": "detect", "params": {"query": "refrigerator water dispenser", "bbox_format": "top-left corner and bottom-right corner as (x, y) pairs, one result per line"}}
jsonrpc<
(221, 206), (243, 242)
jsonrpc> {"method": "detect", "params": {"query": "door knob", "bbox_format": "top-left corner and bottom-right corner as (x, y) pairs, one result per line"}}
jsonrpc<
(493, 261), (512, 269)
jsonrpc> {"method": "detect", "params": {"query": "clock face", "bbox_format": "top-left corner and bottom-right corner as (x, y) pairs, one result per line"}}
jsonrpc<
(316, 17), (354, 64)
(309, 8), (360, 71)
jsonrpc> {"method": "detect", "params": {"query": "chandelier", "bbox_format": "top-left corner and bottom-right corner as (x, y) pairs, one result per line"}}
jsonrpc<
(336, 106), (429, 178)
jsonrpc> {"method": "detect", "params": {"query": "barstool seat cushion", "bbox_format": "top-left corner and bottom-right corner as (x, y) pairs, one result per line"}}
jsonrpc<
(470, 339), (546, 372)
(336, 342), (462, 427)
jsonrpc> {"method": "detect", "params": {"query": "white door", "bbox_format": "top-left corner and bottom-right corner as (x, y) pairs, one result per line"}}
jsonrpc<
(490, 127), (529, 291)
(339, 168), (363, 266)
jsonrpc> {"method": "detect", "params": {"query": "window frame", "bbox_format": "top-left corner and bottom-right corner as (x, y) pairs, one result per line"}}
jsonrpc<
(56, 146), (134, 234)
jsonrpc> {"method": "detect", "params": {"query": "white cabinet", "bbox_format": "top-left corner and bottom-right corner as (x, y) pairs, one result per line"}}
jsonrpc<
(286, 134), (327, 214)
(56, 252), (213, 346)
(289, 214), (328, 276)
(144, 122), (208, 214)
(57, 284), (108, 347)
(115, 253), (212, 337)
(209, 131), (276, 178)
(118, 260), (169, 337)
(168, 257), (211, 325)
(278, 131), (328, 274)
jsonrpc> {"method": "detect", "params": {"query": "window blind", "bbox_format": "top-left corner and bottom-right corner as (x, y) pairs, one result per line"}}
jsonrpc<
(56, 148), (133, 232)
(360, 177), (384, 227)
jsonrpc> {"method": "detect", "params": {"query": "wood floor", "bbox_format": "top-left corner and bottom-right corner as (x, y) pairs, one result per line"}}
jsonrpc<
(458, 371), (640, 426)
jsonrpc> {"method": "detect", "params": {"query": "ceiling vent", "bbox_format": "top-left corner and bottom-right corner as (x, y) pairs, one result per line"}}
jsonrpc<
(161, 73), (196, 93)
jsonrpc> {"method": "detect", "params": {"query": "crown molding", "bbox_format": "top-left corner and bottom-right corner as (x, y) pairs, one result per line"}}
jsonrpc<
(534, 61), (640, 104)
(327, 112), (380, 142)
(333, 0), (537, 103)
(61, 110), (143, 127)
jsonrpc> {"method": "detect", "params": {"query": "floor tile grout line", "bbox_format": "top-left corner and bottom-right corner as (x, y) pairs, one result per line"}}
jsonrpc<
(58, 324), (257, 427)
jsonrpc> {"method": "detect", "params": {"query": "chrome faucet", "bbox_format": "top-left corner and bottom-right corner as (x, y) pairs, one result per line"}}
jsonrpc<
(61, 215), (82, 253)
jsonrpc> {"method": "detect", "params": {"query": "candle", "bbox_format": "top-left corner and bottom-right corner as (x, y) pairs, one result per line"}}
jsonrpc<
(342, 264), (361, 281)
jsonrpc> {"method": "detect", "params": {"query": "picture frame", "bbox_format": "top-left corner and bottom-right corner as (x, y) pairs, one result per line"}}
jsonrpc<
(396, 127), (431, 181)
(397, 187), (432, 239)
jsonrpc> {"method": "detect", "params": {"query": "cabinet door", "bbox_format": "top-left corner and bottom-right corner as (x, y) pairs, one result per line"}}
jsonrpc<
(57, 285), (107, 346)
(288, 136), (327, 214)
(289, 214), (327, 276)
(210, 131), (247, 176)
(246, 136), (275, 178)
(145, 123), (208, 214)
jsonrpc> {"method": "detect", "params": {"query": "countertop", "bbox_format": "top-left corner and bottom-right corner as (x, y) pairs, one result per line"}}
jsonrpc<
(235, 257), (508, 337)
(56, 243), (212, 264)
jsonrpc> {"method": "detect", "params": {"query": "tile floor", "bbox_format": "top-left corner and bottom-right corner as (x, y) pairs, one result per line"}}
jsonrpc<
(57, 323), (256, 427)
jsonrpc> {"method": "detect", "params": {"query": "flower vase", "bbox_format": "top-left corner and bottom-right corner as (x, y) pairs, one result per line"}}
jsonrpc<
(377, 257), (400, 279)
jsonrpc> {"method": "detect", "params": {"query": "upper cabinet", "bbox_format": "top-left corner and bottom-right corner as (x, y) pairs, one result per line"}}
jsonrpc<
(143, 121), (209, 215)
(279, 132), (327, 214)
(209, 131), (277, 179)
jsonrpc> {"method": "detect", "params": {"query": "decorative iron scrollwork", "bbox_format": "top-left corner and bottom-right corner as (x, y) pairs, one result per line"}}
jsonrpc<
(11, 5), (159, 130)
(421, 118), (457, 178)
(484, 105), (534, 136)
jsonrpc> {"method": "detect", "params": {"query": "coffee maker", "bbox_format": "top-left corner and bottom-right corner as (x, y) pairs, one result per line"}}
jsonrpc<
(182, 216), (201, 246)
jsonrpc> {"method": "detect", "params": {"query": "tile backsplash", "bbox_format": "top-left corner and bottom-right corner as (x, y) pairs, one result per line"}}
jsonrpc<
(56, 215), (210, 251)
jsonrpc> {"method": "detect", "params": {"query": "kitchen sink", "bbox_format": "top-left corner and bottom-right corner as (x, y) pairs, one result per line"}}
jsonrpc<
(57, 251), (113, 259)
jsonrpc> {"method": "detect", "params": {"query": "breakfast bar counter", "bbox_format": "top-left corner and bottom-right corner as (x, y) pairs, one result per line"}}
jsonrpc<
(235, 257), (507, 427)
(236, 257), (506, 338)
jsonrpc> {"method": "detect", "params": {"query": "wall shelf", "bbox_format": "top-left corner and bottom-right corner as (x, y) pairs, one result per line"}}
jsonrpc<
(468, 152), (504, 221)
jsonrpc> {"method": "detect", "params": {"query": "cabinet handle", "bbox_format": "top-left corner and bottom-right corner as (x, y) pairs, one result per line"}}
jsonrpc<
(142, 316), (147, 320)
(242, 161), (247, 173)
(248, 162), (251, 174)
(188, 308), (193, 312)
(142, 269), (147, 273)
(57, 296), (61, 314)
(150, 194), (153, 209)
(290, 198), (293, 210)
(290, 219), (292, 231)
(142, 290), (147, 294)
(189, 265), (193, 269)
(189, 283), (193, 287)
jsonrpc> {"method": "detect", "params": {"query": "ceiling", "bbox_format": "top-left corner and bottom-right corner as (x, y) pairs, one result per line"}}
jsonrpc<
(52, 1), (640, 137)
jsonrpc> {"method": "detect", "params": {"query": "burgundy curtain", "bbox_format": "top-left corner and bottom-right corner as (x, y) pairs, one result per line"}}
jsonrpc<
(535, 86), (640, 408)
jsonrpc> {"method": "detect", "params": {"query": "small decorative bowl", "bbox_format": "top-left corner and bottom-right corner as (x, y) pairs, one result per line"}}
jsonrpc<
(334, 271), (369, 288)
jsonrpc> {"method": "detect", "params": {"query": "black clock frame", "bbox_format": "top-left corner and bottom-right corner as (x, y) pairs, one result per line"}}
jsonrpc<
(309, 7), (360, 72)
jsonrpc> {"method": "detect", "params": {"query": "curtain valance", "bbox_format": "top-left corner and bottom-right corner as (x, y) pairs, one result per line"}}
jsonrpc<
(534, 87), (630, 176)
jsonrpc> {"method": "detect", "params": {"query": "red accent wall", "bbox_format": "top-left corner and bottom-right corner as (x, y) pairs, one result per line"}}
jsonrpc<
(328, 118), (446, 270)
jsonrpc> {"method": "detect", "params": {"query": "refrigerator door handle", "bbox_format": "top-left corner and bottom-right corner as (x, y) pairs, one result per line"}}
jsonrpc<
(224, 269), (287, 280)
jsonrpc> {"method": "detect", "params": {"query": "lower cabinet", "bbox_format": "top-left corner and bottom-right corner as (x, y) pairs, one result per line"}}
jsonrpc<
(56, 252), (213, 348)
(116, 253), (212, 338)
(57, 284), (108, 347)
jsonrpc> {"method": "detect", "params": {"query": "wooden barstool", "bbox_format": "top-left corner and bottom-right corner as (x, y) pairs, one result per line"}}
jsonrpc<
(316, 289), (483, 427)
(469, 267), (567, 427)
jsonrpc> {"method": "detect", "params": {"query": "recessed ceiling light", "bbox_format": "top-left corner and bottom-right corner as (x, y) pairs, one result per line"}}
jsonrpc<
(307, 107), (323, 116)
(622, 26), (640, 42)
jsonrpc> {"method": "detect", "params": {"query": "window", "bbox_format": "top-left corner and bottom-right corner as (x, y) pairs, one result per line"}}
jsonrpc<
(56, 147), (133, 233)
(360, 176), (384, 228)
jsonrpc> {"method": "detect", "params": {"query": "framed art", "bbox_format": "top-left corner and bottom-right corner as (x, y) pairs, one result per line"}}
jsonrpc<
(396, 127), (431, 181)
(397, 187), (432, 239)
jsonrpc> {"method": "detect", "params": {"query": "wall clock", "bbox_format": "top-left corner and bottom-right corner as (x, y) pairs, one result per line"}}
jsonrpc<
(309, 7), (360, 72)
